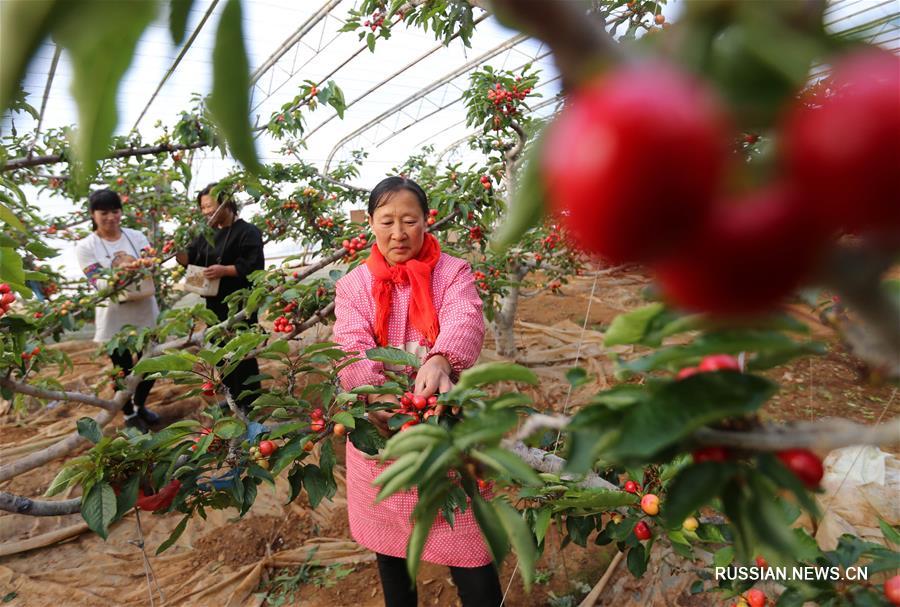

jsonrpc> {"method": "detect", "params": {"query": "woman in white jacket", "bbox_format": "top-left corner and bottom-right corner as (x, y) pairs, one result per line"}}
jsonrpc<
(75, 189), (160, 431)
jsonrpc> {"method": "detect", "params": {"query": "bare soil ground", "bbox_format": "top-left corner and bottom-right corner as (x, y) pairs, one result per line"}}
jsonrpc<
(1, 266), (896, 606)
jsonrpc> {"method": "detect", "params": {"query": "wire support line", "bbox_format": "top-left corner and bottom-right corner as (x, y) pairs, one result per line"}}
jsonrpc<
(131, 0), (220, 133)
(324, 33), (530, 169)
(26, 44), (61, 159)
(298, 12), (491, 144)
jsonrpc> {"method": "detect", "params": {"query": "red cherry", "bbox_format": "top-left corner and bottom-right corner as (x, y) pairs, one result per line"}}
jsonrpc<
(698, 354), (741, 372)
(885, 575), (900, 606)
(412, 395), (427, 411)
(310, 420), (325, 433)
(745, 588), (766, 607)
(400, 419), (419, 431)
(692, 446), (729, 463)
(676, 366), (700, 380)
(777, 449), (824, 489)
(755, 555), (769, 569)
(655, 185), (829, 316)
(784, 49), (900, 234)
(258, 440), (277, 457)
(311, 407), (324, 419)
(624, 480), (640, 494)
(543, 61), (729, 263)
(201, 381), (215, 396)
(634, 521), (652, 541)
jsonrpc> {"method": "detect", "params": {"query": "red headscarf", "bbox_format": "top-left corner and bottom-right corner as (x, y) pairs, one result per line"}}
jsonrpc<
(365, 233), (441, 347)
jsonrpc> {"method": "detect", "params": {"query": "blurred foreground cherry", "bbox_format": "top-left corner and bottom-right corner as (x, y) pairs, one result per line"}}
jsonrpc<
(543, 61), (729, 263)
(784, 49), (900, 235)
(655, 186), (829, 315)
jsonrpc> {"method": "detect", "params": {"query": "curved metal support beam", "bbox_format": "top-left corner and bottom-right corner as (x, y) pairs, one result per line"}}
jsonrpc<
(432, 89), (561, 163)
(324, 33), (529, 171)
(131, 0), (220, 132)
(250, 0), (343, 87)
(300, 12), (491, 144)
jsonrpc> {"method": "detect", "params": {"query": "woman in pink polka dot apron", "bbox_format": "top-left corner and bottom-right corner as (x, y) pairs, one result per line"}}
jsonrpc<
(333, 177), (503, 606)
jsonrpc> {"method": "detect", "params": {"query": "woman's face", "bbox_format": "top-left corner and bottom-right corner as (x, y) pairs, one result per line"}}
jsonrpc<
(369, 189), (426, 265)
(200, 194), (229, 227)
(92, 208), (122, 234)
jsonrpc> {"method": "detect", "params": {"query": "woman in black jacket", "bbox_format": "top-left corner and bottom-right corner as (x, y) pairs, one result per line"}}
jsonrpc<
(177, 183), (264, 412)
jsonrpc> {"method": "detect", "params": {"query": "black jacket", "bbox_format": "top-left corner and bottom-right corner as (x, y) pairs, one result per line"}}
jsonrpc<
(187, 218), (264, 315)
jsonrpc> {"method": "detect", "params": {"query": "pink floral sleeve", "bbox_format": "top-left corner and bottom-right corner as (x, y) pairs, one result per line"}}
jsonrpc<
(333, 274), (386, 391)
(425, 259), (485, 380)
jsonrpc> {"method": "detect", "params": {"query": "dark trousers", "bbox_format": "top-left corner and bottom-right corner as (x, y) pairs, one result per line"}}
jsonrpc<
(222, 357), (262, 412)
(206, 297), (262, 412)
(375, 553), (503, 607)
(109, 350), (155, 415)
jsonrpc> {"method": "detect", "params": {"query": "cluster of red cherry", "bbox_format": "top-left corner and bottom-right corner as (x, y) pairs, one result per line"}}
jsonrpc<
(341, 233), (368, 257)
(363, 10), (385, 31)
(272, 314), (295, 333)
(0, 284), (15, 318)
(396, 391), (440, 431)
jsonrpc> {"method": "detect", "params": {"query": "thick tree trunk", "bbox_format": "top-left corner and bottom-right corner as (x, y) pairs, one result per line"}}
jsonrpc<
(488, 261), (529, 358)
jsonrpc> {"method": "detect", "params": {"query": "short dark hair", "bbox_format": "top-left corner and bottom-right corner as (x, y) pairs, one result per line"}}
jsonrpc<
(197, 182), (238, 215)
(367, 176), (428, 218)
(88, 189), (123, 231)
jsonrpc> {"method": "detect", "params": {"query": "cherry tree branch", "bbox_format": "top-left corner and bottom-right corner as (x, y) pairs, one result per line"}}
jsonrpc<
(0, 374), (142, 483)
(0, 492), (81, 516)
(3, 141), (209, 172)
(489, 0), (623, 89)
(514, 413), (900, 452)
(0, 377), (120, 411)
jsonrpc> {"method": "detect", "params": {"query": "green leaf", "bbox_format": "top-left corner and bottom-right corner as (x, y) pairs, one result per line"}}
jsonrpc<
(0, 247), (27, 291)
(332, 411), (356, 429)
(603, 373), (776, 462)
(565, 367), (588, 389)
(81, 481), (116, 539)
(53, 0), (157, 188)
(365, 346), (420, 369)
(533, 507), (552, 545)
(713, 546), (734, 568)
(208, 0), (259, 172)
(76, 417), (102, 444)
(45, 465), (83, 497)
(156, 514), (189, 554)
(302, 464), (329, 508)
(476, 447), (541, 486)
(212, 418), (245, 439)
(168, 0), (194, 44)
(756, 453), (819, 516)
(406, 495), (441, 581)
(114, 474), (140, 522)
(471, 492), (509, 566)
(627, 544), (647, 578)
(0, 0), (74, 115)
(661, 462), (737, 528)
(452, 362), (538, 393)
(490, 128), (547, 251)
(494, 500), (537, 590)
(604, 303), (665, 347)
(879, 519), (900, 547)
(0, 202), (25, 232)
(133, 353), (195, 375)
(348, 417), (386, 456)
(550, 488), (637, 513)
